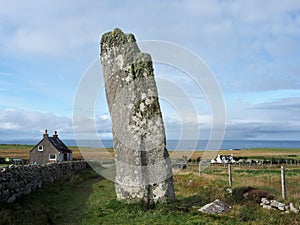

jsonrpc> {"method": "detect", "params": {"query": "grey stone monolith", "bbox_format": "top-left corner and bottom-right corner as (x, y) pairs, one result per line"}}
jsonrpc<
(100, 28), (175, 203)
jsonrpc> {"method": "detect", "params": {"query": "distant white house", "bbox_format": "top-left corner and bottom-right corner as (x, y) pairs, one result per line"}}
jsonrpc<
(211, 154), (236, 164)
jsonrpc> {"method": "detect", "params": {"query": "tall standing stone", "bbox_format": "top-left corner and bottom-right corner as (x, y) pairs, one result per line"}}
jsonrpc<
(100, 28), (175, 203)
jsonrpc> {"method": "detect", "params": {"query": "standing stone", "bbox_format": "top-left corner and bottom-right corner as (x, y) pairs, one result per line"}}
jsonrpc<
(100, 28), (175, 203)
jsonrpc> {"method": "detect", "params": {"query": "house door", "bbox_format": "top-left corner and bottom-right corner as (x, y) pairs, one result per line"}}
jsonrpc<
(64, 153), (68, 161)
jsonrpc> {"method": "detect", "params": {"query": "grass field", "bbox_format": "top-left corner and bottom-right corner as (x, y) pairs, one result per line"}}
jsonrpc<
(0, 144), (299, 224)
(1, 167), (299, 225)
(1, 144), (300, 161)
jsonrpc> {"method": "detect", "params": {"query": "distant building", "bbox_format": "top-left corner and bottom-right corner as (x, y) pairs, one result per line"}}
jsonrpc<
(29, 130), (72, 164)
(211, 154), (236, 164)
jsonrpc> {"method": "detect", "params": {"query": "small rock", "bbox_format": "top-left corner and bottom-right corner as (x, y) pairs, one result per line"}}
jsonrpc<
(270, 200), (285, 209)
(289, 202), (299, 213)
(226, 188), (232, 194)
(278, 206), (285, 211)
(263, 205), (272, 210)
(243, 192), (249, 199)
(261, 197), (270, 205)
(199, 199), (231, 214)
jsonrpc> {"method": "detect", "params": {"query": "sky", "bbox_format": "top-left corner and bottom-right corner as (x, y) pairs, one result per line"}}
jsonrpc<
(0, 0), (300, 141)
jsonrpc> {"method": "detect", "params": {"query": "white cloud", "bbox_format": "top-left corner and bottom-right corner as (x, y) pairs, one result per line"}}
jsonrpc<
(0, 0), (300, 141)
(0, 108), (73, 139)
(225, 119), (300, 140)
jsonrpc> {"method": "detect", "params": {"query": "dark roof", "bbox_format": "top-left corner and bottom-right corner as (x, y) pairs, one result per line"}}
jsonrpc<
(30, 136), (72, 153)
(49, 137), (72, 153)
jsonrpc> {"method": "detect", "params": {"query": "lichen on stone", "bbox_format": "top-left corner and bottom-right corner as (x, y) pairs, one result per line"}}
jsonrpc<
(100, 28), (175, 204)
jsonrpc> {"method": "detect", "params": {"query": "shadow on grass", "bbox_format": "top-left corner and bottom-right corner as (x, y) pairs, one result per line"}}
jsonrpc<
(0, 168), (106, 225)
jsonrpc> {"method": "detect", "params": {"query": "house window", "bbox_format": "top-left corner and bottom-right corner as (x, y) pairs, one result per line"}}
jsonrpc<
(49, 154), (56, 160)
(38, 145), (43, 151)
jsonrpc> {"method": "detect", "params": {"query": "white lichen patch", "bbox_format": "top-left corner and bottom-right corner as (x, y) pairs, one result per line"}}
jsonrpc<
(141, 93), (147, 100)
(125, 76), (132, 83)
(116, 55), (124, 68)
(139, 102), (146, 112)
(147, 89), (154, 96)
(132, 115), (137, 121)
(135, 158), (140, 165)
(145, 97), (153, 105)
(127, 103), (134, 109)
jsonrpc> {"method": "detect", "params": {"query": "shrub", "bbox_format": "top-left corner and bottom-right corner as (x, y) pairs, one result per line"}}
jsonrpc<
(230, 187), (255, 204)
(248, 189), (271, 202)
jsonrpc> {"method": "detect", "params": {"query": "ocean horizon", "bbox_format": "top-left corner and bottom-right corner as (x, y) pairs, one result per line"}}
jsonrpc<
(1, 139), (300, 150)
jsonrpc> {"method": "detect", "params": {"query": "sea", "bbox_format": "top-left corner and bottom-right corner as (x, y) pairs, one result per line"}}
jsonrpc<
(1, 139), (300, 150)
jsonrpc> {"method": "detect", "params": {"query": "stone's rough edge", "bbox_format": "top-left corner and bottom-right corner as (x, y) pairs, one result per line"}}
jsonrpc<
(100, 28), (175, 203)
(100, 28), (138, 56)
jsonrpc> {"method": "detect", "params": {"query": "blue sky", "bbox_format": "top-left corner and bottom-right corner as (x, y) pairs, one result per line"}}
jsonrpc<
(1, 0), (300, 141)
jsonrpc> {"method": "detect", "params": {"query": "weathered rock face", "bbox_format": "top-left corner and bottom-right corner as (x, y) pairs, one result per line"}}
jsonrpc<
(199, 199), (231, 214)
(100, 28), (175, 203)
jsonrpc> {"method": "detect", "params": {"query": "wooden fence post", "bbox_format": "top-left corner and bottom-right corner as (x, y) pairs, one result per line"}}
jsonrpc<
(228, 164), (232, 187)
(199, 162), (202, 176)
(281, 166), (286, 200)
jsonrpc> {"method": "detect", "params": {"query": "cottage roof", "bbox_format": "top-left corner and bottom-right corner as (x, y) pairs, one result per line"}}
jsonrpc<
(49, 137), (72, 153)
(30, 130), (72, 153)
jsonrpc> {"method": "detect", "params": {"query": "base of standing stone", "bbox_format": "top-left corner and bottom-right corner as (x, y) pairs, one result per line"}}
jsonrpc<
(115, 176), (175, 203)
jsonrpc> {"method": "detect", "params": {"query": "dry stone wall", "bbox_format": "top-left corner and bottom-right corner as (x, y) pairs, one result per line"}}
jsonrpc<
(0, 161), (87, 203)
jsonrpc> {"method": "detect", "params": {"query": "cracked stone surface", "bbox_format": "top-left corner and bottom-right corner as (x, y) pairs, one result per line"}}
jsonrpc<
(100, 28), (175, 203)
(199, 199), (231, 214)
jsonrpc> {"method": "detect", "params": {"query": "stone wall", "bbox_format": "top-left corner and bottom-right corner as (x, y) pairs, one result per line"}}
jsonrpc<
(0, 161), (87, 203)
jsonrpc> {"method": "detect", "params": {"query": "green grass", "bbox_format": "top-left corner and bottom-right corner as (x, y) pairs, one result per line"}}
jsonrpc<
(0, 144), (34, 148)
(234, 168), (300, 176)
(1, 167), (300, 225)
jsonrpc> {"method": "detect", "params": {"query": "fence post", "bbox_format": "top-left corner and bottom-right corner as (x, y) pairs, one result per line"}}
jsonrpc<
(228, 164), (232, 187)
(281, 166), (286, 200)
(199, 162), (202, 176)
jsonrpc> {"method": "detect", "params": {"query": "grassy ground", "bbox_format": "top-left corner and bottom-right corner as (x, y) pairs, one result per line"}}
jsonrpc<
(1, 166), (300, 225)
(1, 144), (299, 161)
(0, 144), (115, 160)
(0, 144), (299, 224)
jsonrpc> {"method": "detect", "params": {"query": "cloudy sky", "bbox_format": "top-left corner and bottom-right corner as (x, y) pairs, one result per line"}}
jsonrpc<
(1, 0), (300, 141)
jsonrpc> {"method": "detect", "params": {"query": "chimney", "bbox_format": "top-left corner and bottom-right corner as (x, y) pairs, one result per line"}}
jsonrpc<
(43, 129), (49, 139)
(53, 130), (58, 138)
